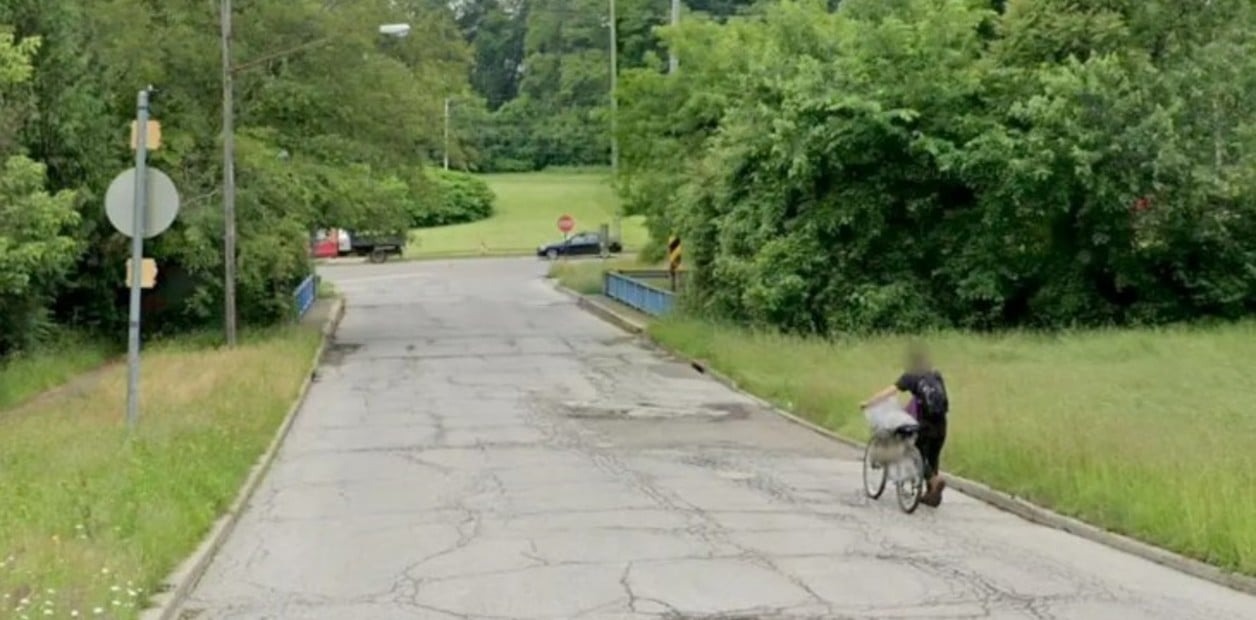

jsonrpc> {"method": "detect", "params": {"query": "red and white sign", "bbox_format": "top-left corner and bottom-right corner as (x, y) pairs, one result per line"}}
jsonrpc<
(557, 214), (575, 234)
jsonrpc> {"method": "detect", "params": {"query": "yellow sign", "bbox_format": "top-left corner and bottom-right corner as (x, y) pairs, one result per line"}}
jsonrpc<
(667, 235), (682, 272)
(125, 258), (159, 289)
(129, 120), (162, 151)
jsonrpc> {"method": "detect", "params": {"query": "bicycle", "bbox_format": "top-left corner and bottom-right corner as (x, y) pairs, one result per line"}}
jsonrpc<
(861, 400), (926, 514)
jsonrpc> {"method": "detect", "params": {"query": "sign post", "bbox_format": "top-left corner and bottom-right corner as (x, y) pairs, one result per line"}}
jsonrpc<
(124, 89), (150, 433)
(668, 234), (682, 291)
(105, 86), (181, 434)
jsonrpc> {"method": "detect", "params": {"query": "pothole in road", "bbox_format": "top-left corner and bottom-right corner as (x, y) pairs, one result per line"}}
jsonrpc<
(322, 341), (362, 366)
(561, 401), (754, 421)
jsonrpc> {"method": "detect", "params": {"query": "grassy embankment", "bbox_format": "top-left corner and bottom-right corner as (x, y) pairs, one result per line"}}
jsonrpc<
(408, 169), (649, 258)
(550, 258), (1256, 576)
(0, 324), (323, 618)
(0, 335), (114, 412)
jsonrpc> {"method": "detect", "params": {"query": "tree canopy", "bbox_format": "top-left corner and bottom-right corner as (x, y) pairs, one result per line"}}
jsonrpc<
(0, 0), (471, 354)
(451, 0), (757, 170)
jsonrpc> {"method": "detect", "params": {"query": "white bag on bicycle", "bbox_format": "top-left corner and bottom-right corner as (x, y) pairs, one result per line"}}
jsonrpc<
(864, 399), (917, 437)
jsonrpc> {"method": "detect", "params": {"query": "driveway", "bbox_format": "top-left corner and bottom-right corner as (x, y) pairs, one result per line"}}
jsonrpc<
(180, 258), (1256, 619)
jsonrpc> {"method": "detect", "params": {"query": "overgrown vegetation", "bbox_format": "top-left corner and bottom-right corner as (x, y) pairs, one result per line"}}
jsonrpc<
(650, 317), (1256, 575)
(0, 325), (321, 619)
(408, 169), (497, 228)
(619, 0), (1256, 333)
(0, 0), (469, 359)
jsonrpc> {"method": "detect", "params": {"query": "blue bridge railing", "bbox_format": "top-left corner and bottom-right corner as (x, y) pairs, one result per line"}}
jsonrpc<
(604, 270), (676, 317)
(294, 274), (319, 321)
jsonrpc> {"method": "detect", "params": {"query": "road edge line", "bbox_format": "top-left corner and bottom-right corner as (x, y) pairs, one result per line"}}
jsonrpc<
(556, 281), (1256, 596)
(140, 297), (348, 620)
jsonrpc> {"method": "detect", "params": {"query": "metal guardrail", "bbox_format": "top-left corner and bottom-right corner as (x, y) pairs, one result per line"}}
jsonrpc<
(604, 270), (676, 316)
(294, 274), (319, 320)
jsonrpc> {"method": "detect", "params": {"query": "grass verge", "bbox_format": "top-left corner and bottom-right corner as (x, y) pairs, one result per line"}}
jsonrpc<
(649, 316), (1256, 576)
(0, 323), (323, 618)
(0, 335), (114, 411)
(547, 257), (650, 295)
(408, 170), (648, 257)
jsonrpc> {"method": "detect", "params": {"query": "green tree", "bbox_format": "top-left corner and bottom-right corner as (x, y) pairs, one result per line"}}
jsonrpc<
(0, 32), (81, 354)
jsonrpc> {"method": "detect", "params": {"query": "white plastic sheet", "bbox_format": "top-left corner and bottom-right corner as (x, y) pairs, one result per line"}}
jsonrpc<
(864, 398), (918, 437)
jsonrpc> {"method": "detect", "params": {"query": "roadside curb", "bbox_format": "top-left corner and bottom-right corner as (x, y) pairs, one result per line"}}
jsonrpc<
(556, 283), (1256, 597)
(140, 297), (348, 620)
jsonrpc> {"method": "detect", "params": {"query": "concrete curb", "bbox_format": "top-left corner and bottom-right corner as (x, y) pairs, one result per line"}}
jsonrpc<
(557, 283), (1256, 597)
(140, 297), (348, 620)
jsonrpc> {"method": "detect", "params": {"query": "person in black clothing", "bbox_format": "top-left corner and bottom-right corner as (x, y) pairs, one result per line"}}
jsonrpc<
(860, 344), (950, 507)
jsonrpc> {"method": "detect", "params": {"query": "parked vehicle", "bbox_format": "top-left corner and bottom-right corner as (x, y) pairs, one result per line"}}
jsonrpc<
(310, 229), (338, 259)
(346, 229), (407, 263)
(310, 228), (355, 259)
(537, 231), (622, 259)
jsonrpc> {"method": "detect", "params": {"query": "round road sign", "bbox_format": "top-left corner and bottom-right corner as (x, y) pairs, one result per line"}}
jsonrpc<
(557, 214), (575, 234)
(105, 167), (181, 239)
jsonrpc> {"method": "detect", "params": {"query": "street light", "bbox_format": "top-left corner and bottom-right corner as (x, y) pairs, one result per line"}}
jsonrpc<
(219, 0), (409, 346)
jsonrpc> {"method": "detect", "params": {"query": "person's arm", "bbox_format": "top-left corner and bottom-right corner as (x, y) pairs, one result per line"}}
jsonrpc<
(859, 373), (916, 409)
(859, 384), (899, 409)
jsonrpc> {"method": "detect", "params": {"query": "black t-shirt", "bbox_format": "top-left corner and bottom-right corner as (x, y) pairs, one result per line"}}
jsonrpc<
(896, 370), (948, 420)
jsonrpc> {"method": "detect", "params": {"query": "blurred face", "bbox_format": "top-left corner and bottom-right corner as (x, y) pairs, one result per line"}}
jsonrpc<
(906, 346), (929, 371)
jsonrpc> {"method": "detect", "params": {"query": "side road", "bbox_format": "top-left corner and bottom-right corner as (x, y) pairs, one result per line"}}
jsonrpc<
(171, 258), (1256, 619)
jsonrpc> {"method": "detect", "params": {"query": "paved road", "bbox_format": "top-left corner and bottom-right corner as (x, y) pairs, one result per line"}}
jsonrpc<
(182, 258), (1256, 620)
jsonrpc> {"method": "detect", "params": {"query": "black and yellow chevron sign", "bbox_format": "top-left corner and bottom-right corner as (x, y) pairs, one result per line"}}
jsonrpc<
(667, 235), (682, 272)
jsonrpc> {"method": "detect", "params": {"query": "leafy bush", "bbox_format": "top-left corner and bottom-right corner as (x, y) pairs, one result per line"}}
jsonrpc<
(619, 0), (1256, 335)
(407, 169), (497, 228)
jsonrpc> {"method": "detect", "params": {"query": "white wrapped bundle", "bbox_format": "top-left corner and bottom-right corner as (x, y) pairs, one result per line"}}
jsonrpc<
(864, 399), (918, 437)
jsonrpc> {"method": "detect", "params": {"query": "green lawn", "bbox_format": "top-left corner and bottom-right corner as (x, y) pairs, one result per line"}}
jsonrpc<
(408, 169), (648, 257)
(646, 317), (1256, 576)
(0, 325), (323, 618)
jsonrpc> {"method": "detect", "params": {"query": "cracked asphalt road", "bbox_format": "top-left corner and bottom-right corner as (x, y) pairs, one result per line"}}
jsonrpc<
(181, 258), (1256, 620)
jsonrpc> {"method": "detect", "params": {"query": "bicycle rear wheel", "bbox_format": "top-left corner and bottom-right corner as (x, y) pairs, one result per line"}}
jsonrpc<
(862, 440), (887, 499)
(896, 445), (925, 513)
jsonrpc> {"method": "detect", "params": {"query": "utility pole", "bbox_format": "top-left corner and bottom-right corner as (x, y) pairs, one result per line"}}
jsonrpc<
(669, 0), (679, 74)
(220, 0), (239, 347)
(608, 0), (619, 177)
(443, 97), (451, 171)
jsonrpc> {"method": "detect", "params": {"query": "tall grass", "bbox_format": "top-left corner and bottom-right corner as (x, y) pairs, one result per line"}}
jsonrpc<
(547, 257), (649, 295)
(651, 317), (1256, 575)
(0, 326), (322, 618)
(0, 335), (113, 411)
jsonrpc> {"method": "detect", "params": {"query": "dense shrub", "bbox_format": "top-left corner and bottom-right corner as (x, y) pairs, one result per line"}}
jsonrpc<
(619, 0), (1256, 334)
(407, 169), (497, 228)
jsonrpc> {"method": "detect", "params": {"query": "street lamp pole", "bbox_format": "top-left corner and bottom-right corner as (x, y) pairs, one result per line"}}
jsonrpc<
(608, 0), (618, 177)
(443, 96), (451, 171)
(669, 0), (679, 74)
(220, 0), (239, 347)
